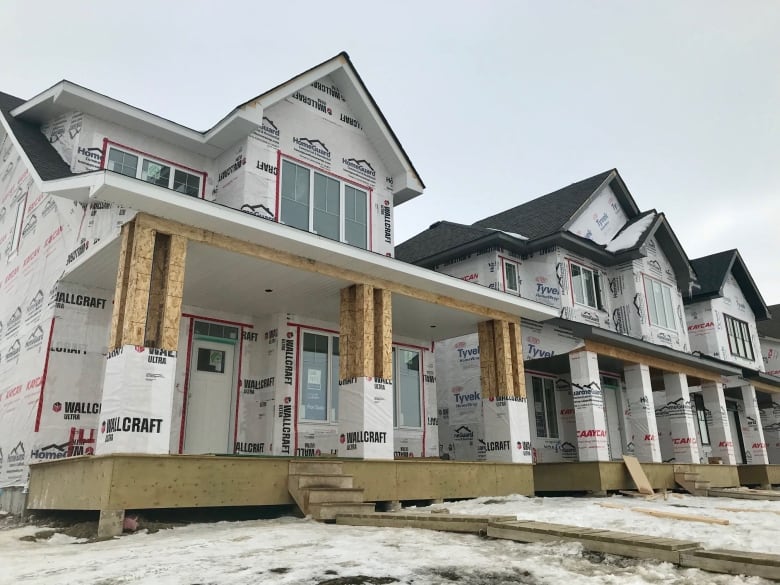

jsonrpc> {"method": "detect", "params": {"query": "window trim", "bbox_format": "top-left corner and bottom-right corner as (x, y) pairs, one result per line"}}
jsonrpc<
(100, 139), (207, 199)
(500, 256), (520, 294)
(276, 153), (373, 251)
(641, 274), (676, 331)
(724, 313), (755, 361)
(568, 259), (605, 310)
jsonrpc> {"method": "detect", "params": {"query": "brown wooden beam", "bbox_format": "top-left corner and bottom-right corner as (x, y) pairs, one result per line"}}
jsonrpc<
(493, 319), (514, 398)
(108, 222), (135, 350)
(373, 288), (392, 380)
(747, 379), (780, 395)
(339, 286), (355, 381)
(160, 235), (187, 351)
(135, 213), (519, 322)
(582, 340), (724, 383)
(145, 233), (170, 347)
(509, 321), (526, 398)
(478, 320), (497, 399)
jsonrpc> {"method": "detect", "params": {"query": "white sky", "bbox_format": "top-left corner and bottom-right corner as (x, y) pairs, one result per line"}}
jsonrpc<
(2, 1), (779, 302)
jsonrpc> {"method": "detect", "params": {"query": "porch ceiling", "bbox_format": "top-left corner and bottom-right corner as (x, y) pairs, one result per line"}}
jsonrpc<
(62, 237), (490, 342)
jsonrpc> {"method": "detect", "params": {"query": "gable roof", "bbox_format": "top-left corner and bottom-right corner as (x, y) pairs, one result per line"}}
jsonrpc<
(396, 221), (507, 264)
(7, 52), (423, 203)
(0, 91), (73, 181)
(473, 169), (624, 239)
(686, 249), (770, 320)
(757, 304), (780, 339)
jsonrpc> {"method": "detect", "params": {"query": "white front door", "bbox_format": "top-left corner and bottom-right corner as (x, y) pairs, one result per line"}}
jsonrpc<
(184, 339), (236, 454)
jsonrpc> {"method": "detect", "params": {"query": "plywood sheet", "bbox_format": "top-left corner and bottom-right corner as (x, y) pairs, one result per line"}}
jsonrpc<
(623, 455), (654, 495)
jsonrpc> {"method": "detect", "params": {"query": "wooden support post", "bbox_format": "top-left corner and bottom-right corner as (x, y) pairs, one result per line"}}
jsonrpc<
(339, 286), (355, 381)
(161, 235), (187, 351)
(493, 319), (514, 398)
(121, 223), (156, 347)
(145, 233), (170, 347)
(373, 288), (392, 380)
(108, 222), (135, 350)
(509, 321), (526, 398)
(478, 320), (497, 399)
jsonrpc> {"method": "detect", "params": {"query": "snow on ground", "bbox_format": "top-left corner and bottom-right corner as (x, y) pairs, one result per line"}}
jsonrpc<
(420, 492), (780, 555)
(1, 493), (778, 585)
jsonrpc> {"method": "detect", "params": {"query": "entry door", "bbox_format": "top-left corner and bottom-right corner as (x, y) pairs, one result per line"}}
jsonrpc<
(727, 407), (746, 464)
(184, 339), (236, 454)
(601, 377), (624, 460)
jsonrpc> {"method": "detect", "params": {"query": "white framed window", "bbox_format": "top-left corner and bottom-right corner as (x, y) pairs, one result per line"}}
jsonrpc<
(531, 375), (558, 438)
(105, 143), (203, 197)
(570, 261), (605, 310)
(502, 258), (520, 294)
(393, 346), (422, 428)
(280, 158), (368, 249)
(724, 314), (754, 361)
(643, 275), (675, 330)
(300, 331), (340, 423)
(692, 393), (711, 446)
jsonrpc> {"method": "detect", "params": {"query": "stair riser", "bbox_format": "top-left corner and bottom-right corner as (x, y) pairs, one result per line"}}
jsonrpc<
(289, 461), (344, 475)
(307, 490), (365, 504)
(293, 475), (354, 490)
(309, 503), (376, 521)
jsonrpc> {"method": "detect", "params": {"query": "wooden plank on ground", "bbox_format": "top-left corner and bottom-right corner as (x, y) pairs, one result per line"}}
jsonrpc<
(630, 507), (729, 525)
(623, 455), (654, 495)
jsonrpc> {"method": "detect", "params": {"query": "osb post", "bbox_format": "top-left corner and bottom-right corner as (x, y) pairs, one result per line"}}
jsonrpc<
(109, 222), (135, 349)
(478, 321), (497, 399)
(373, 288), (392, 379)
(509, 321), (526, 398)
(144, 234), (187, 351)
(339, 284), (376, 379)
(492, 319), (514, 397)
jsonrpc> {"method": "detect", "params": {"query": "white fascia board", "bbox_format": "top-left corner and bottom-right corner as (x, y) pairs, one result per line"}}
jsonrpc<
(46, 172), (558, 323)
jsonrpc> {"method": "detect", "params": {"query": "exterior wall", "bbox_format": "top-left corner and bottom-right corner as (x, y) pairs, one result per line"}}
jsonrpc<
(685, 270), (763, 370)
(434, 249), (501, 291)
(0, 125), (123, 489)
(567, 184), (629, 245)
(761, 336), (780, 376)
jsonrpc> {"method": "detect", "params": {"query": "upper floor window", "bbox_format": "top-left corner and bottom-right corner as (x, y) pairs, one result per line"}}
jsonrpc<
(725, 314), (754, 361)
(105, 144), (203, 198)
(570, 261), (605, 310)
(280, 159), (368, 250)
(531, 375), (558, 438)
(643, 275), (675, 330)
(502, 258), (520, 294)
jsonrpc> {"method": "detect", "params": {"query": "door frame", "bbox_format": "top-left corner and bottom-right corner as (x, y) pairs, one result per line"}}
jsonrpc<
(179, 314), (248, 454)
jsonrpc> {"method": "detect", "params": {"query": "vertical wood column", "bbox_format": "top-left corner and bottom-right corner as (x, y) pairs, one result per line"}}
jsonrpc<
(373, 288), (393, 379)
(478, 319), (524, 399)
(339, 284), (392, 380)
(108, 218), (187, 351)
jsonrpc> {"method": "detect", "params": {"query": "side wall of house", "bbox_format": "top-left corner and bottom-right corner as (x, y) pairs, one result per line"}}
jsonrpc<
(0, 124), (122, 489)
(685, 270), (763, 370)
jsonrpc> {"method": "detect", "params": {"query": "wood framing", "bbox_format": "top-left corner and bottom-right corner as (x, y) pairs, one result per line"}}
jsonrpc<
(135, 213), (520, 323)
(120, 223), (155, 347)
(374, 288), (392, 379)
(493, 319), (514, 397)
(746, 379), (780, 395)
(108, 222), (135, 349)
(478, 320), (497, 399)
(582, 340), (725, 383)
(509, 321), (526, 398)
(339, 284), (376, 380)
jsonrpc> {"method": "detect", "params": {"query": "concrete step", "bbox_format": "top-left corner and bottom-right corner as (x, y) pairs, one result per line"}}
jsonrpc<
(289, 460), (343, 476)
(677, 472), (700, 482)
(309, 502), (376, 521)
(290, 473), (354, 490)
(306, 487), (365, 505)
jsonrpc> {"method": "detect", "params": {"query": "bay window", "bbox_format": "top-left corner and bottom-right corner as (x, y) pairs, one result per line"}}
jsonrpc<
(281, 159), (368, 249)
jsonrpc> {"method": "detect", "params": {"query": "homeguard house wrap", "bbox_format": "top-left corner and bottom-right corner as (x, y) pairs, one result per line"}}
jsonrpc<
(0, 52), (559, 511)
(397, 170), (780, 469)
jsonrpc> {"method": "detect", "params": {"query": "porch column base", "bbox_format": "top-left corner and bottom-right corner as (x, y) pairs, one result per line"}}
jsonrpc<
(624, 364), (662, 463)
(338, 377), (394, 459)
(700, 382), (736, 464)
(97, 509), (125, 539)
(661, 372), (700, 463)
(760, 400), (780, 464)
(569, 351), (610, 462)
(482, 397), (532, 462)
(740, 384), (769, 464)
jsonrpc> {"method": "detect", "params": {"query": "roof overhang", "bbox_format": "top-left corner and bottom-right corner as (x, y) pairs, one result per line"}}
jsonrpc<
(48, 171), (559, 333)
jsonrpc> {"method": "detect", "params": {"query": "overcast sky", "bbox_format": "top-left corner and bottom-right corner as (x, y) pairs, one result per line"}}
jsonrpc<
(3, 1), (779, 303)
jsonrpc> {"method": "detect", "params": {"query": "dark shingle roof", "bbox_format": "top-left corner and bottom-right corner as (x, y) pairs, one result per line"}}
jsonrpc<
(687, 249), (769, 320)
(472, 170), (614, 238)
(757, 304), (780, 339)
(0, 91), (73, 181)
(395, 221), (495, 264)
(689, 250), (736, 298)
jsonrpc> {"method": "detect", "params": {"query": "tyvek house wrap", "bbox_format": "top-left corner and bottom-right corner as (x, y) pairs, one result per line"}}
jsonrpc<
(0, 127), (128, 487)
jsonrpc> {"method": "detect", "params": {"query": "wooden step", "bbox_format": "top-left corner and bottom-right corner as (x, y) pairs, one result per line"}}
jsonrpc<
(289, 460), (344, 475)
(290, 473), (354, 490)
(306, 487), (365, 505)
(309, 502), (376, 521)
